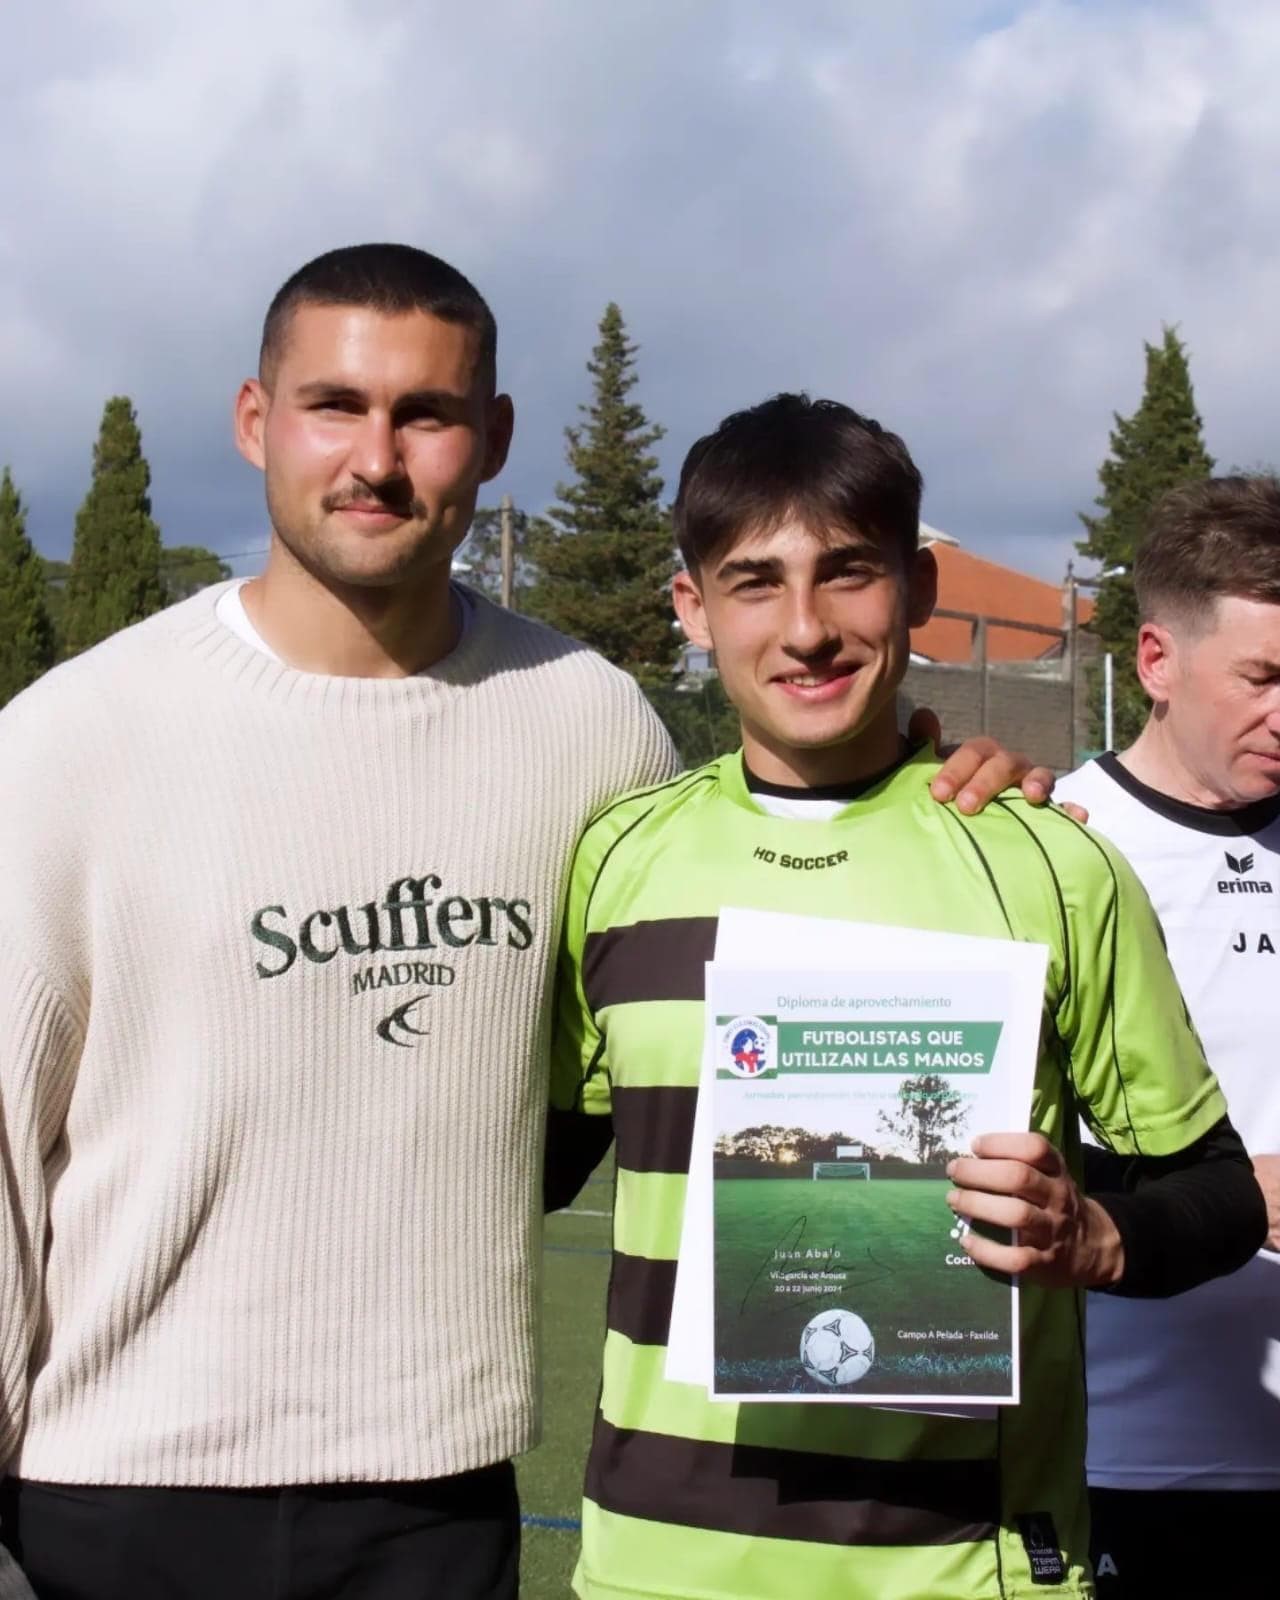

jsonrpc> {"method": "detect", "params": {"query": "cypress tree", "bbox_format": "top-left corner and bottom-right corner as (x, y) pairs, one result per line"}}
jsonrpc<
(40, 558), (71, 658)
(0, 468), (56, 706)
(1078, 326), (1214, 746)
(527, 304), (679, 686)
(63, 396), (165, 656)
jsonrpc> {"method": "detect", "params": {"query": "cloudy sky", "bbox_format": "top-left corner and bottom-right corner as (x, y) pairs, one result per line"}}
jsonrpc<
(2, 0), (1278, 581)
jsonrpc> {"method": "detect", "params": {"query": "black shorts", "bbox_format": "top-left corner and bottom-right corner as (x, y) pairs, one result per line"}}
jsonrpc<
(1090, 1484), (1280, 1600)
(0, 1462), (519, 1600)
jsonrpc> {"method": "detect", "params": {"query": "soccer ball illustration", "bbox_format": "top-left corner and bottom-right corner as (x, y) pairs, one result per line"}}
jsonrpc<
(800, 1309), (875, 1387)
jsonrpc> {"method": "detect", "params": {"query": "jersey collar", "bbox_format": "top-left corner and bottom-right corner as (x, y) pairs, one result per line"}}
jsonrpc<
(718, 742), (939, 820)
(1095, 752), (1280, 837)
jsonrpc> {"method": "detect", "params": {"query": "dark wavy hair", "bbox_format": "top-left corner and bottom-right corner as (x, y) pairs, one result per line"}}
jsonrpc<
(673, 392), (923, 572)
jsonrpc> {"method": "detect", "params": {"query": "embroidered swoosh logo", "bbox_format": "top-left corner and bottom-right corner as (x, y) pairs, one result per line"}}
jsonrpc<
(375, 993), (433, 1047)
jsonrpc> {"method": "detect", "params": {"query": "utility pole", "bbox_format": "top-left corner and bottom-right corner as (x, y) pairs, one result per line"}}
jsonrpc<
(1065, 560), (1078, 768)
(1064, 558), (1125, 762)
(974, 615), (990, 735)
(499, 493), (514, 611)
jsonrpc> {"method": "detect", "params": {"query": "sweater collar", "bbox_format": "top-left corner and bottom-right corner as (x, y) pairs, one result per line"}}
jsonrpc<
(161, 579), (504, 711)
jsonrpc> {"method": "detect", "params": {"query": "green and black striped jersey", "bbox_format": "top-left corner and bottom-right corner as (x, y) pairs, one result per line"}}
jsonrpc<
(550, 747), (1225, 1600)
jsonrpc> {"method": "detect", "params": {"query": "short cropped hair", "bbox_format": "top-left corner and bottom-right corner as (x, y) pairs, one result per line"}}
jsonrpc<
(259, 243), (497, 391)
(673, 393), (923, 572)
(1136, 475), (1280, 628)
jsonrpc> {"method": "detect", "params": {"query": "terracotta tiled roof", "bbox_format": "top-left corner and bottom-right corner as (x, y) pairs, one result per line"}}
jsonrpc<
(912, 543), (1094, 665)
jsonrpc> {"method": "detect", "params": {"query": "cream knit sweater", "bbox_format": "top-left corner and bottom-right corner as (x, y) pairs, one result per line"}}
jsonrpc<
(0, 583), (676, 1500)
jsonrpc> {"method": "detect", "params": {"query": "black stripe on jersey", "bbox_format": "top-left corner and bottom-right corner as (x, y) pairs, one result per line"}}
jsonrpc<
(993, 798), (1072, 1020)
(585, 764), (718, 834)
(585, 1419), (1000, 1547)
(583, 917), (718, 1011)
(606, 1251), (677, 1345)
(572, 1036), (608, 1115)
(990, 801), (1092, 1142)
(993, 1411), (1008, 1595)
(943, 805), (1093, 1143)
(1051, 808), (1144, 1152)
(582, 771), (719, 929)
(612, 1085), (698, 1173)
(938, 807), (1015, 938)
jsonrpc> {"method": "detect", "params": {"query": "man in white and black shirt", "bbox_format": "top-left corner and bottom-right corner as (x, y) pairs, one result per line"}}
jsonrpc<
(1057, 475), (1280, 1600)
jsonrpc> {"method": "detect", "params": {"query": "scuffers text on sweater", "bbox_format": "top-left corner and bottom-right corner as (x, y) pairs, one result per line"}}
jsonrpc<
(250, 874), (536, 980)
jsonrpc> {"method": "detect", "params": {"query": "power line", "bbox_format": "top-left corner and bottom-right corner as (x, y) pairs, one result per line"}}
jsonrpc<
(42, 546), (269, 585)
(43, 547), (269, 569)
(157, 546), (268, 565)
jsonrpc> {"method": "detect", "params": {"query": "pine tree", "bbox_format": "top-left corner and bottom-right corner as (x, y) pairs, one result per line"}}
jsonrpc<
(63, 396), (165, 656)
(1078, 327), (1214, 746)
(0, 468), (56, 706)
(527, 304), (679, 686)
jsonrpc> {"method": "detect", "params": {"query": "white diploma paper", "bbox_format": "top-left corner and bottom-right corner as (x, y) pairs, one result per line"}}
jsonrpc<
(666, 908), (1048, 1412)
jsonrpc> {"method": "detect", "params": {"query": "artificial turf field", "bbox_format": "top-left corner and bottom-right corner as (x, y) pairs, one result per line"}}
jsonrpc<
(515, 1161), (614, 1598)
(714, 1176), (1013, 1397)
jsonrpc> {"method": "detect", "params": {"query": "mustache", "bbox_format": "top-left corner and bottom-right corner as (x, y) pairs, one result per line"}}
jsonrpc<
(322, 485), (428, 519)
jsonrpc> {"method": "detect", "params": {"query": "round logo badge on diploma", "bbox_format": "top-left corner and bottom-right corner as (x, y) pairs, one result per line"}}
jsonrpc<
(721, 1016), (775, 1078)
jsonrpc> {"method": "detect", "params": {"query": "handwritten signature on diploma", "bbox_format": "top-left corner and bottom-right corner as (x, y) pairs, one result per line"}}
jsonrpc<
(736, 1213), (898, 1322)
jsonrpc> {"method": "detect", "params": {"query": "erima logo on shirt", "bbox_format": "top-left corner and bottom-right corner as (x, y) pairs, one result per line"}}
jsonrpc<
(1218, 852), (1272, 894)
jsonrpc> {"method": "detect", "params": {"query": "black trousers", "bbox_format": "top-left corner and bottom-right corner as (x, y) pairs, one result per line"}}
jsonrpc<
(0, 1464), (519, 1600)
(1090, 1485), (1280, 1600)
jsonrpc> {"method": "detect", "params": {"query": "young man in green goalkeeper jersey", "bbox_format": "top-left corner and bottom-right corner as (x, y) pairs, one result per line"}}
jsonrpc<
(547, 394), (1267, 1600)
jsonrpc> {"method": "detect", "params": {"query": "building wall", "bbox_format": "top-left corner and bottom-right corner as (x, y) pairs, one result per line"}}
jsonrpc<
(900, 638), (1098, 773)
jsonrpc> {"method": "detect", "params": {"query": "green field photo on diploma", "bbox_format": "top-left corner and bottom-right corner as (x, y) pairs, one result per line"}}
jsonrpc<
(712, 1170), (1012, 1397)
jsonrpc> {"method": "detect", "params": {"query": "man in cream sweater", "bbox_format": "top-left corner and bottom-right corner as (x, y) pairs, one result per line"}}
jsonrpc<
(0, 243), (1063, 1600)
